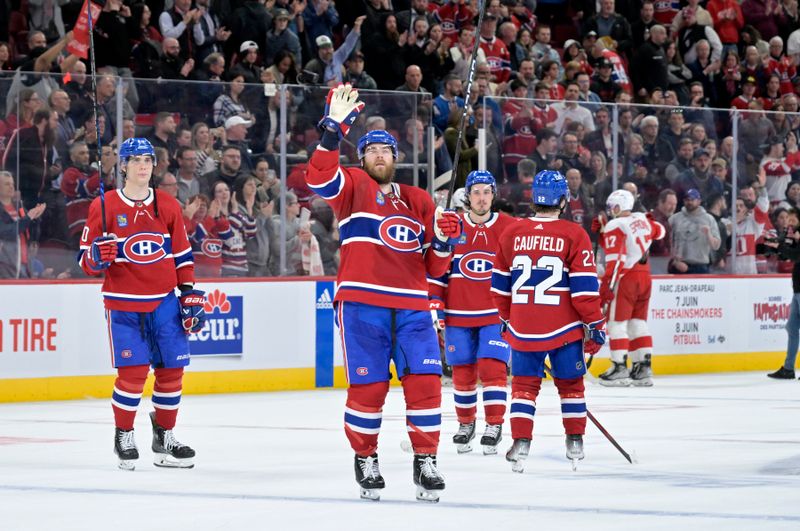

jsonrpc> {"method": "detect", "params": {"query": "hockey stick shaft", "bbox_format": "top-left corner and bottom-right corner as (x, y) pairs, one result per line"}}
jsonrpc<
(543, 363), (633, 464)
(86, 1), (106, 235)
(445, 0), (486, 209)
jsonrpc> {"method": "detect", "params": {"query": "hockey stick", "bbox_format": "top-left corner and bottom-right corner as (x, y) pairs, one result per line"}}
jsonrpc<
(86, 1), (106, 235)
(543, 362), (635, 464)
(445, 0), (486, 209)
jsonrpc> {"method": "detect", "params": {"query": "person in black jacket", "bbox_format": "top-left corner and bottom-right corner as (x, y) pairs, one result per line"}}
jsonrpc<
(632, 24), (668, 100)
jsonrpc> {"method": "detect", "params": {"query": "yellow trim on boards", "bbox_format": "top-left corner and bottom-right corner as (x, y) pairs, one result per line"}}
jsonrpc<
(0, 352), (787, 403)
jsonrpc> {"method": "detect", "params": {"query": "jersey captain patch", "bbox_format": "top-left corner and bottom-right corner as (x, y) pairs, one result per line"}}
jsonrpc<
(122, 232), (168, 264)
(378, 215), (423, 253)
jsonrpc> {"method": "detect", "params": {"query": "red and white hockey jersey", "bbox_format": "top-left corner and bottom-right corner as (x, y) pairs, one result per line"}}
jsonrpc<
(730, 189), (769, 275)
(79, 189), (195, 311)
(434, 2), (474, 41)
(480, 35), (511, 84)
(305, 148), (451, 311)
(761, 157), (792, 205)
(601, 213), (666, 282)
(429, 212), (517, 327)
(490, 217), (603, 351)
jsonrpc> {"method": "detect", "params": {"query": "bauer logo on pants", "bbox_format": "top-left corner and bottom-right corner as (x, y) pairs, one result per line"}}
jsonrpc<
(188, 289), (243, 356)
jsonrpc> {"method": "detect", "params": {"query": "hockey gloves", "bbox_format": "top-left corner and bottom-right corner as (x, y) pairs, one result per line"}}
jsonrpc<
(584, 319), (607, 356)
(88, 234), (118, 270)
(318, 83), (365, 140)
(429, 299), (445, 331)
(599, 280), (615, 305)
(590, 212), (607, 233)
(179, 288), (207, 334)
(432, 208), (462, 252)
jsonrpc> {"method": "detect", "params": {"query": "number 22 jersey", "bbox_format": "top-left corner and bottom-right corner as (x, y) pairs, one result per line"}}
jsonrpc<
(491, 216), (604, 352)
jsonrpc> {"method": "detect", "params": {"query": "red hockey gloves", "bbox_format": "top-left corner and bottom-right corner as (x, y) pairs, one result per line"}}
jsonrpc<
(318, 83), (365, 140)
(584, 319), (606, 356)
(429, 299), (445, 330)
(590, 212), (607, 233)
(599, 279), (614, 305)
(179, 288), (206, 334)
(88, 234), (118, 270)
(432, 208), (462, 252)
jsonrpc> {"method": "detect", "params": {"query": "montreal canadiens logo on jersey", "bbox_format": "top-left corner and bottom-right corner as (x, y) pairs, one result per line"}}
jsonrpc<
(201, 238), (223, 259)
(121, 232), (168, 264)
(378, 215), (423, 252)
(458, 251), (494, 281)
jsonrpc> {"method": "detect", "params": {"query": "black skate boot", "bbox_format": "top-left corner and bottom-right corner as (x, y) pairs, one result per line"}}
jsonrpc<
(149, 411), (195, 468)
(452, 421), (475, 454)
(566, 434), (585, 471)
(505, 438), (531, 473)
(599, 360), (632, 387)
(413, 454), (445, 503)
(354, 453), (385, 501)
(767, 366), (796, 379)
(631, 354), (654, 387)
(480, 424), (503, 455)
(114, 428), (139, 471)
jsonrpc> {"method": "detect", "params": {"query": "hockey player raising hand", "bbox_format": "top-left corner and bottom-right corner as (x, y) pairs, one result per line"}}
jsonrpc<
(305, 83), (461, 502)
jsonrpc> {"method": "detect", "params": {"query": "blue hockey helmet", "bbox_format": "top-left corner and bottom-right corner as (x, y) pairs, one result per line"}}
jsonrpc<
(532, 170), (568, 206)
(465, 170), (496, 195)
(357, 130), (398, 160)
(119, 137), (156, 165)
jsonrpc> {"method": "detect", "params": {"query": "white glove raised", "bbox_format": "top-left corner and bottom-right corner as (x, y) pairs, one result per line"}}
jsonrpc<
(318, 83), (365, 139)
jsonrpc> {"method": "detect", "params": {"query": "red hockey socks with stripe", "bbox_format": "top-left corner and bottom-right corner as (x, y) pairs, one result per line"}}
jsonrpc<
(344, 381), (389, 457)
(402, 374), (442, 455)
(111, 364), (149, 430)
(478, 358), (508, 425)
(451, 363), (478, 424)
(509, 376), (542, 440)
(153, 367), (184, 430)
(554, 377), (587, 435)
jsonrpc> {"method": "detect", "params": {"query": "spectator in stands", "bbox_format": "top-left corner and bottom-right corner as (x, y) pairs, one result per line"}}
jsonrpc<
(433, 73), (464, 132)
(649, 188), (677, 273)
(664, 41), (693, 104)
(60, 142), (99, 248)
(344, 51), (377, 90)
(265, 49), (299, 85)
(4, 108), (59, 211)
(185, 192), (231, 278)
(157, 172), (180, 201)
(669, 188), (721, 274)
(242, 171), (276, 278)
(761, 135), (793, 205)
(530, 24), (561, 79)
(588, 151), (613, 207)
(563, 167), (595, 236)
(479, 12), (511, 84)
(708, 0), (745, 58)
(540, 60), (564, 99)
(270, 190), (306, 275)
(5, 88), (41, 135)
(449, 26), (487, 81)
(556, 131), (590, 175)
(584, 106), (624, 160)
(364, 13), (406, 90)
(530, 128), (559, 176)
(665, 138), (696, 184)
(159, 0), (201, 61)
(0, 171), (45, 279)
(193, 0), (231, 63)
(553, 82), (595, 134)
(224, 115), (254, 172)
(582, 0), (633, 59)
(575, 72), (602, 112)
(506, 158), (536, 217)
(309, 196), (340, 275)
(444, 108), (478, 189)
(677, 8), (723, 65)
(304, 17), (364, 86)
(671, 0), (714, 34)
(201, 145), (245, 196)
(304, 0), (339, 54)
(28, 0), (69, 43)
(213, 73), (252, 127)
(660, 109), (688, 155)
(742, 0), (785, 42)
(674, 148), (725, 202)
(632, 24), (668, 99)
(266, 8), (302, 67)
(175, 146), (200, 204)
(631, 0), (657, 48)
(705, 191), (730, 271)
(149, 112), (179, 164)
(129, 3), (162, 47)
(740, 100), (777, 171)
(219, 176), (257, 277)
(778, 180), (800, 211)
(192, 123), (222, 178)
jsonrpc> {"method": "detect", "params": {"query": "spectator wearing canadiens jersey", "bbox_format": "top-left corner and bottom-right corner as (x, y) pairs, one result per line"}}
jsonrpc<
(479, 12), (512, 84)
(78, 138), (206, 471)
(305, 83), (461, 503)
(428, 170), (517, 456)
(491, 170), (606, 473)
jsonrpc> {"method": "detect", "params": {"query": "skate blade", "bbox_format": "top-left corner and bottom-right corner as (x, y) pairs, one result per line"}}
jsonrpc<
(482, 444), (499, 455)
(510, 459), (526, 473)
(456, 442), (473, 454)
(117, 459), (136, 471)
(631, 378), (653, 387)
(570, 458), (578, 471)
(415, 486), (441, 503)
(153, 454), (195, 469)
(599, 378), (632, 387)
(359, 488), (381, 501)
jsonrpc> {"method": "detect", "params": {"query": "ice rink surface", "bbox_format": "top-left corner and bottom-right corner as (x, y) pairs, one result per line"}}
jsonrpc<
(2, 371), (799, 531)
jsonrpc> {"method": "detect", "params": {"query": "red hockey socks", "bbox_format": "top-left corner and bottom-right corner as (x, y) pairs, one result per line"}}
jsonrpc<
(153, 367), (184, 430)
(554, 377), (587, 435)
(402, 374), (441, 455)
(478, 358), (508, 425)
(111, 365), (149, 430)
(452, 363), (478, 424)
(344, 381), (389, 457)
(509, 376), (541, 440)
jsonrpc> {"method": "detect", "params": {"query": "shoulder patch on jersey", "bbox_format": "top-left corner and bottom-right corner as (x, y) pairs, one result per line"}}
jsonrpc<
(116, 214), (128, 227)
(378, 215), (424, 252)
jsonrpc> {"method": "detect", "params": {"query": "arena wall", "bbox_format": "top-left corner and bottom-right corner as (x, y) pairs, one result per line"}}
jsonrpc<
(0, 275), (790, 402)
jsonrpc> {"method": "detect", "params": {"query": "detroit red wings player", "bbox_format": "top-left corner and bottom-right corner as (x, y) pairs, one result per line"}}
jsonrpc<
(598, 189), (665, 387)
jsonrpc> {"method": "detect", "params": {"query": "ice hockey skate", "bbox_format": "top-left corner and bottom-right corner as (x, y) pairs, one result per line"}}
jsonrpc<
(630, 355), (654, 387)
(505, 438), (531, 473)
(149, 412), (195, 468)
(114, 428), (139, 471)
(452, 421), (475, 453)
(599, 361), (632, 387)
(566, 434), (585, 471)
(413, 454), (445, 502)
(480, 423), (502, 455)
(354, 454), (384, 501)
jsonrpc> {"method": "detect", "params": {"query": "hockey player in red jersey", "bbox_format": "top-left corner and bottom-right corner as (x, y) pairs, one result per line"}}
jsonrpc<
(305, 83), (461, 502)
(429, 170), (516, 455)
(490, 170), (606, 472)
(598, 189), (666, 387)
(78, 138), (206, 471)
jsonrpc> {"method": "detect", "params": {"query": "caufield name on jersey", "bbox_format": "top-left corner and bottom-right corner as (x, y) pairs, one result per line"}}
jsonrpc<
(513, 235), (565, 252)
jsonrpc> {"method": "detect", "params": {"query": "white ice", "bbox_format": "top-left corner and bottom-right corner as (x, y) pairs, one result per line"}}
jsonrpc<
(1, 372), (799, 530)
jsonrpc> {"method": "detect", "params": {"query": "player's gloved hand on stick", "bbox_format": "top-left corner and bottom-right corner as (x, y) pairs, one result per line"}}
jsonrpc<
(590, 213), (607, 233)
(432, 207), (462, 252)
(429, 299), (445, 330)
(584, 319), (606, 356)
(318, 83), (365, 140)
(179, 287), (207, 334)
(88, 234), (118, 270)
(599, 279), (614, 304)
